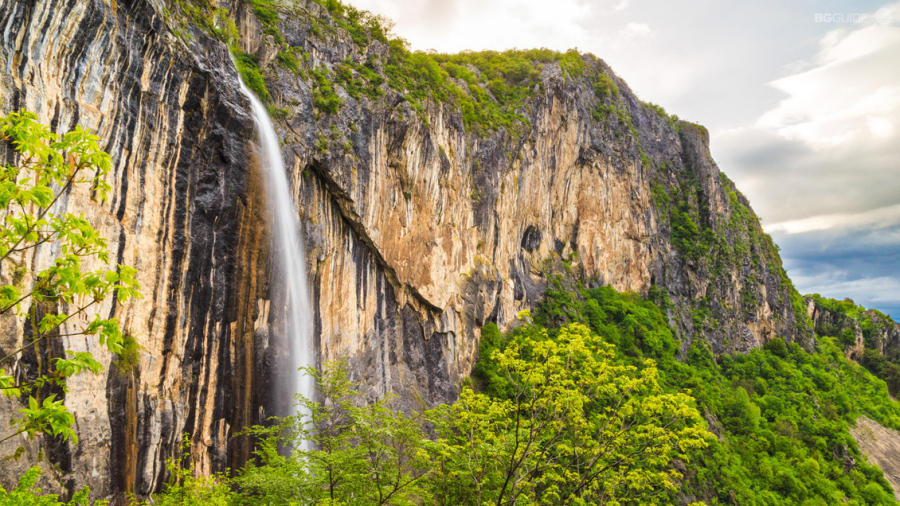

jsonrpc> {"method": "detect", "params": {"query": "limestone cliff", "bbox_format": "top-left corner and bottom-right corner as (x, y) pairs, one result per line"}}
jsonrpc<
(0, 0), (268, 496)
(0, 0), (812, 498)
(807, 295), (900, 363)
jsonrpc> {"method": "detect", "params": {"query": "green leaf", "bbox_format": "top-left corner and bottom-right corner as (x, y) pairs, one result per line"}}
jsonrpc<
(54, 351), (103, 377)
(0, 373), (21, 398)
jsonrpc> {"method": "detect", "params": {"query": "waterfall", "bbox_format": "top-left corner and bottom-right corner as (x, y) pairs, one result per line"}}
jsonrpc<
(235, 71), (314, 435)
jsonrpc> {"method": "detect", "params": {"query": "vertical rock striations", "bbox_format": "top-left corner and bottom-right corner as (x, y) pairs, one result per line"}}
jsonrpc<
(0, 0), (815, 498)
(0, 0), (274, 497)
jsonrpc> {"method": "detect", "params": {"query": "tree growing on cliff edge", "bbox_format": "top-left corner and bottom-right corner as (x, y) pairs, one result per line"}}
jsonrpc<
(0, 111), (140, 447)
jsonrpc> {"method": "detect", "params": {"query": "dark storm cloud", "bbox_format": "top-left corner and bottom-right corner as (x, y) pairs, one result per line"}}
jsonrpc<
(774, 224), (900, 318)
(716, 125), (900, 224)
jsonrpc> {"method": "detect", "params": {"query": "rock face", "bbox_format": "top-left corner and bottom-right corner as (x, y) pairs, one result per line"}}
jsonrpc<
(850, 417), (900, 501)
(0, 0), (271, 497)
(0, 0), (811, 499)
(866, 312), (900, 361)
(807, 297), (900, 362)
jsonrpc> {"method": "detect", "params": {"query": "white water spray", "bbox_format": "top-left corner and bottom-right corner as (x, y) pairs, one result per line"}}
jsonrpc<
(235, 71), (314, 432)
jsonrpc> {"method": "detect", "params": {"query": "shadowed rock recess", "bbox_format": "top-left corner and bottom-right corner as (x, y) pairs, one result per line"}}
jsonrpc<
(0, 0), (813, 498)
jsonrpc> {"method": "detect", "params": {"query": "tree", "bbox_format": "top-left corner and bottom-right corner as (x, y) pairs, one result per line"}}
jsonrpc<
(143, 435), (234, 506)
(840, 327), (857, 348)
(0, 111), (140, 445)
(426, 318), (711, 505)
(236, 360), (430, 505)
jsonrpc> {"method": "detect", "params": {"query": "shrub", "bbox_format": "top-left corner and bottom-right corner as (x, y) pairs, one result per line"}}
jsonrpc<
(0, 467), (97, 505)
(593, 72), (618, 99)
(233, 50), (271, 103)
(310, 68), (342, 114)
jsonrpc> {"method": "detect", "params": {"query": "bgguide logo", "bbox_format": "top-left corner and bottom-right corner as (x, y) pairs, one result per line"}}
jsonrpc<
(814, 8), (892, 25)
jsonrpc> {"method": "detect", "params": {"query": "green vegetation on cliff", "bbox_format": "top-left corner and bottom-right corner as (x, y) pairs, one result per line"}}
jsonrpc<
(311, 0), (595, 133)
(177, 0), (618, 136)
(234, 51), (272, 103)
(382, 46), (589, 134)
(485, 281), (900, 504)
(650, 164), (813, 341)
(812, 294), (900, 397)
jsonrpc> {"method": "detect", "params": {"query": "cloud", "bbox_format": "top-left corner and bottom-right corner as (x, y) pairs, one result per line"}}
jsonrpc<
(774, 223), (900, 318)
(756, 5), (900, 154)
(765, 203), (900, 235)
(715, 6), (900, 229)
(613, 0), (631, 12)
(712, 4), (900, 315)
(757, 30), (900, 150)
(620, 22), (655, 39)
(347, 0), (597, 52)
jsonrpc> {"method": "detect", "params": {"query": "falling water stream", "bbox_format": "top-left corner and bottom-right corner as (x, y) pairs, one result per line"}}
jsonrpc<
(235, 71), (314, 436)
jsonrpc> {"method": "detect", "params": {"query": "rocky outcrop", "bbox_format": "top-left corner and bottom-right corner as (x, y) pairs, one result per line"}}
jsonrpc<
(0, 0), (811, 499)
(866, 311), (900, 361)
(247, 0), (810, 386)
(808, 296), (900, 362)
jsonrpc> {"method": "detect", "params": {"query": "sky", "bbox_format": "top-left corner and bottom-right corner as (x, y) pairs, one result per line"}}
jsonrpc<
(348, 0), (900, 318)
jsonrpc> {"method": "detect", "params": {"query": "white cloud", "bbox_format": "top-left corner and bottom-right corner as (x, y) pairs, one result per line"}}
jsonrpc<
(792, 273), (900, 307)
(620, 22), (655, 38)
(765, 203), (900, 235)
(867, 115), (896, 137)
(714, 3), (900, 227)
(756, 22), (900, 150)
